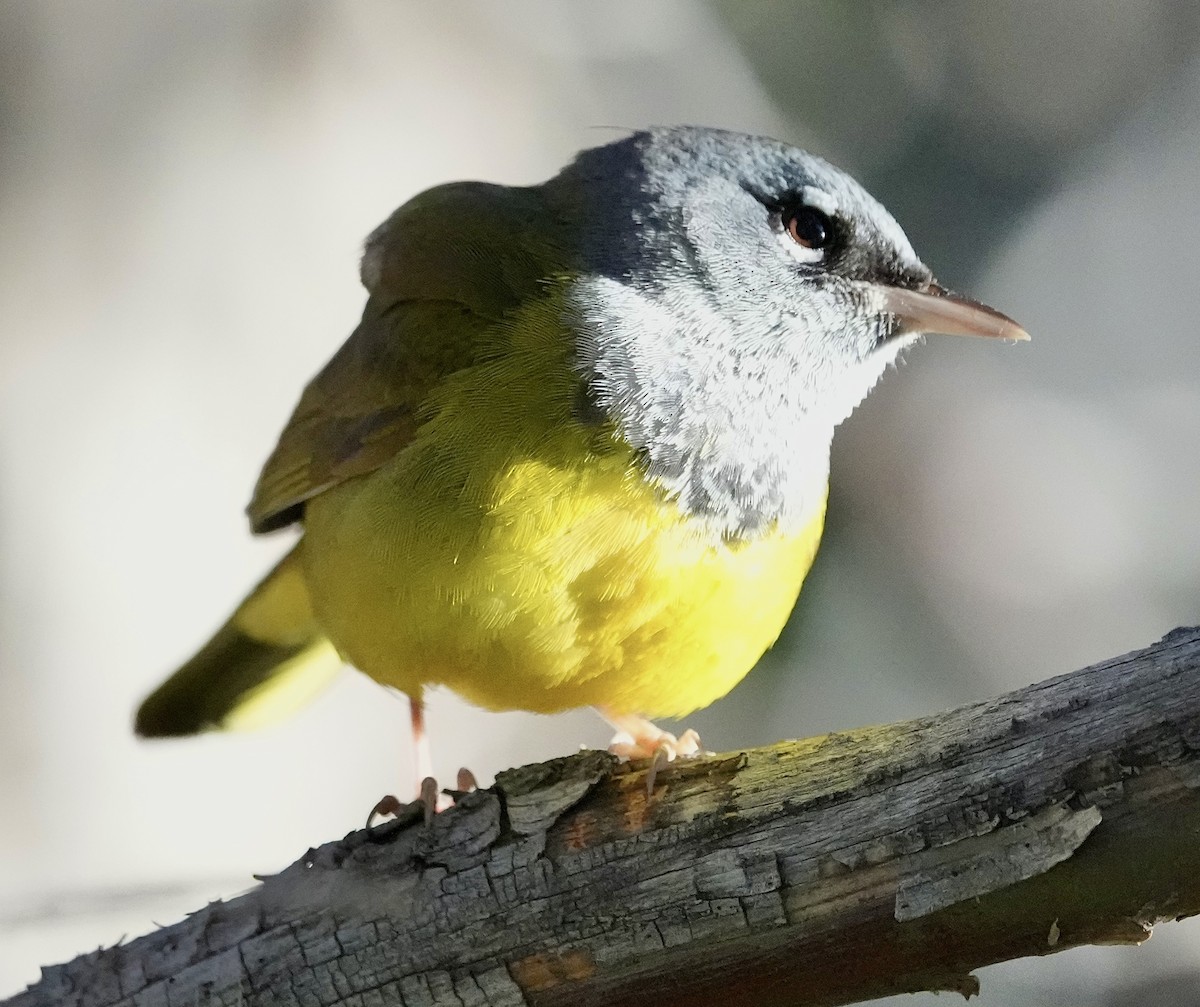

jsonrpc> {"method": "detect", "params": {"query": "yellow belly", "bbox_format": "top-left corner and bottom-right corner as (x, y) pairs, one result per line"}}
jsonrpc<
(301, 436), (825, 719)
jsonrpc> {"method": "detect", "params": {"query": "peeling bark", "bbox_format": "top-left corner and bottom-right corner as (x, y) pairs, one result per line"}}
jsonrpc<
(10, 627), (1200, 1007)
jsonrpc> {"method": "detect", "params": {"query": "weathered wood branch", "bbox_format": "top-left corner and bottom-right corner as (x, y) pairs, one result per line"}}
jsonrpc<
(11, 628), (1200, 1007)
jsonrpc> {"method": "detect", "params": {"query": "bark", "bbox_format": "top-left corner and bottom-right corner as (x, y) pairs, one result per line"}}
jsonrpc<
(10, 627), (1200, 1007)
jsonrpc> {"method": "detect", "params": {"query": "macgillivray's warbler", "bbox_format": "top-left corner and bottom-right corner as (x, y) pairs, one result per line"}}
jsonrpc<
(135, 127), (1027, 804)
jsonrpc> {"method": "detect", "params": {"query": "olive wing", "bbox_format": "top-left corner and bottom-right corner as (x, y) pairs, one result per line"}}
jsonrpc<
(246, 181), (555, 533)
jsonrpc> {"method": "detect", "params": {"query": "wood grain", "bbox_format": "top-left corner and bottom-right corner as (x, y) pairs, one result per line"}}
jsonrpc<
(11, 627), (1200, 1007)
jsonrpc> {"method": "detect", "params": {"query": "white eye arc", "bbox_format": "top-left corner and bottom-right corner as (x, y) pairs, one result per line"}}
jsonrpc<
(779, 203), (835, 264)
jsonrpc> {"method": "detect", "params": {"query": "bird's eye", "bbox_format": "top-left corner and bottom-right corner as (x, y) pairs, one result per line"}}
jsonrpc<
(783, 204), (833, 252)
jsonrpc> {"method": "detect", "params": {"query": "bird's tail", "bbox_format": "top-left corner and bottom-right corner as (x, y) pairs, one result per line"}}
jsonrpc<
(135, 544), (342, 737)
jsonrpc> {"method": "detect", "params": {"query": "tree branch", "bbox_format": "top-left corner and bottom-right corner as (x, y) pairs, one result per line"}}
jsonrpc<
(11, 628), (1200, 1007)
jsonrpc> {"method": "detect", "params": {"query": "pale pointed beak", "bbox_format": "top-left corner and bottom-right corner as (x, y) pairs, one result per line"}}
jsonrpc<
(877, 281), (1030, 342)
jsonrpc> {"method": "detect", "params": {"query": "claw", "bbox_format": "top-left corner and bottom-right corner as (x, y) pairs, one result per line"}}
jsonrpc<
(674, 728), (702, 758)
(646, 743), (672, 796)
(419, 776), (440, 827)
(366, 793), (406, 830)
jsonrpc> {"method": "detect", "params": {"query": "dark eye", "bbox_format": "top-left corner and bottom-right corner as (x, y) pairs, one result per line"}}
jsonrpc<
(783, 204), (833, 251)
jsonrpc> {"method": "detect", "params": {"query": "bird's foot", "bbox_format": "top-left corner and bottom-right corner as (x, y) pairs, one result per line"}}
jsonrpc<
(365, 768), (477, 829)
(607, 725), (702, 762)
(603, 712), (704, 795)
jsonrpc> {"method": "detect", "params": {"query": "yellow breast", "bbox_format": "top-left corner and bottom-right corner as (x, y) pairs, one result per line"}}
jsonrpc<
(299, 294), (827, 719)
(302, 437), (824, 719)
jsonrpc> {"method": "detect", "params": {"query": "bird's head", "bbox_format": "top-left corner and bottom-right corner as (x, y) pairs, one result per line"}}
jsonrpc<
(544, 127), (1026, 538)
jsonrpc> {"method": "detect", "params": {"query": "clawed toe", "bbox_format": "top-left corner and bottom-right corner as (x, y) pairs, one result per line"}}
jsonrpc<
(599, 710), (706, 795)
(644, 729), (703, 794)
(672, 728), (702, 758)
(419, 775), (441, 826)
(366, 793), (409, 830)
(366, 766), (478, 830)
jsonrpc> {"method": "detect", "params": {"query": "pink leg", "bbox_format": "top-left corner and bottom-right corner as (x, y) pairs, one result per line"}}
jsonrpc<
(410, 694), (435, 793)
(409, 694), (442, 823)
(365, 693), (475, 829)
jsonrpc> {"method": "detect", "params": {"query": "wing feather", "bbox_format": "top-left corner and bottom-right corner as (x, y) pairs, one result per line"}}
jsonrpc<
(247, 181), (556, 533)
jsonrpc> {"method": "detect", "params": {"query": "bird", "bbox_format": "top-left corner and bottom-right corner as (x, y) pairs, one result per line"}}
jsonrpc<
(134, 126), (1027, 806)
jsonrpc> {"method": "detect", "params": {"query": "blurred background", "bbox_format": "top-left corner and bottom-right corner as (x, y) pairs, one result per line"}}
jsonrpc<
(2, 1), (1199, 1002)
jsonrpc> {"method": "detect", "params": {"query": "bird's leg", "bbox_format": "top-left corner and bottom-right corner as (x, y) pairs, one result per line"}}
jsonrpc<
(410, 693), (435, 793)
(403, 695), (435, 824)
(367, 693), (471, 828)
(598, 709), (703, 795)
